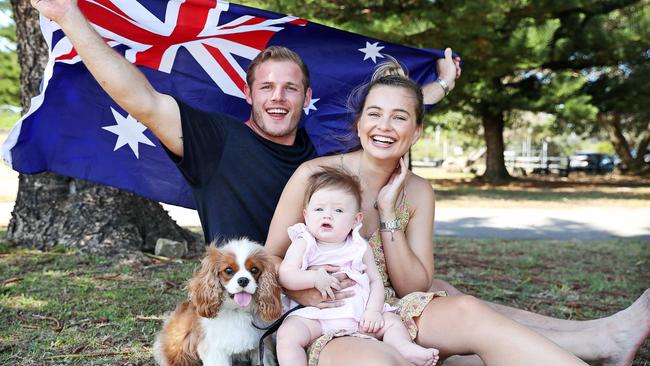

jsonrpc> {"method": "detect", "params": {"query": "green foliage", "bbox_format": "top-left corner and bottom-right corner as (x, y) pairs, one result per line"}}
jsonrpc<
(0, 111), (19, 129)
(593, 140), (616, 155)
(255, 0), (647, 174)
(0, 50), (19, 106)
(0, 1), (19, 108)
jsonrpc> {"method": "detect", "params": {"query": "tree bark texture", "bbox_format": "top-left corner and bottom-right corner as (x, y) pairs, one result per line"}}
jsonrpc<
(599, 112), (650, 174)
(8, 1), (201, 258)
(481, 108), (511, 183)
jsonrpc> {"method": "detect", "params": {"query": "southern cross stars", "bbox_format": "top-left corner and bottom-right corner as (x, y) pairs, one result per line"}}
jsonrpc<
(359, 41), (385, 63)
(102, 107), (155, 158)
(303, 97), (320, 115)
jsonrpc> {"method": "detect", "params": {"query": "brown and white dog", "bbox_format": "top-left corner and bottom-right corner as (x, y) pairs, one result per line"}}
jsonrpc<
(153, 238), (283, 366)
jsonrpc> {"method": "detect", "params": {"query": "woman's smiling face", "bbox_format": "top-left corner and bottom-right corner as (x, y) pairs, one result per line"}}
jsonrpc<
(356, 85), (423, 160)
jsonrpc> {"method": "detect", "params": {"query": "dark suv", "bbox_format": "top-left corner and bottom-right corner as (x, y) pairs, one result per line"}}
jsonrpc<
(569, 152), (615, 173)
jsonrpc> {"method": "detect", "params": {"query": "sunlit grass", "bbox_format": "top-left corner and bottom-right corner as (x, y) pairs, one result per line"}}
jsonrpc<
(0, 294), (49, 311)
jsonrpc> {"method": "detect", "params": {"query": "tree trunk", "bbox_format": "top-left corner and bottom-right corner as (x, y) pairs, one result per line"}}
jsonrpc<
(8, 1), (201, 258)
(598, 112), (650, 174)
(481, 108), (511, 183)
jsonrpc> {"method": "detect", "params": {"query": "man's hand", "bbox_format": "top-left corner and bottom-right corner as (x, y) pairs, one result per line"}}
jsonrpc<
(285, 271), (355, 308)
(31, 0), (78, 24)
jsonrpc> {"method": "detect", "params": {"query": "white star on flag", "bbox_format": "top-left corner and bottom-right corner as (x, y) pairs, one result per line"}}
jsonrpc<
(102, 107), (155, 158)
(303, 97), (320, 115)
(359, 41), (385, 63)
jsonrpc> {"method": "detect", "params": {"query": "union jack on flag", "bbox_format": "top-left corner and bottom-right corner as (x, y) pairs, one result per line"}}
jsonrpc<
(2, 0), (447, 208)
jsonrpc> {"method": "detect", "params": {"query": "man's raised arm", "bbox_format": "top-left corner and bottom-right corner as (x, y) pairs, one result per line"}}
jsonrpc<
(31, 0), (184, 157)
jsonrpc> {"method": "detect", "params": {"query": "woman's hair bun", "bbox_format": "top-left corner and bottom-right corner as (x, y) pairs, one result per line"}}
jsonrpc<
(371, 55), (407, 82)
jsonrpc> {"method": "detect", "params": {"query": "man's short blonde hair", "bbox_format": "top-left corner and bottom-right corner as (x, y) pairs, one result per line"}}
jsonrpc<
(246, 46), (310, 91)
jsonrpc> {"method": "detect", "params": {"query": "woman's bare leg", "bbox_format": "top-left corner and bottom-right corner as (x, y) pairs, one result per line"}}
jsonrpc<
(317, 337), (411, 366)
(414, 294), (587, 366)
(441, 355), (484, 366)
(430, 280), (650, 365)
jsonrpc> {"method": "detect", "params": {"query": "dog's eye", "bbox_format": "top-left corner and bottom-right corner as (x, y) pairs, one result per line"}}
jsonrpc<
(224, 267), (234, 275)
(250, 267), (259, 275)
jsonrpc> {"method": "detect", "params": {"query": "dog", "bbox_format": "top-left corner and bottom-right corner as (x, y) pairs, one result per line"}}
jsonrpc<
(153, 238), (283, 366)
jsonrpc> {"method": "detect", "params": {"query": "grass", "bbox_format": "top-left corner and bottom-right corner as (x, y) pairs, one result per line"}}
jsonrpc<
(435, 237), (649, 365)
(1, 234), (648, 365)
(412, 167), (650, 208)
(0, 240), (198, 365)
(433, 185), (650, 208)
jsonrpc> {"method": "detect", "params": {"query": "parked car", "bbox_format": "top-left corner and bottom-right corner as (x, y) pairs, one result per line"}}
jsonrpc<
(569, 152), (615, 173)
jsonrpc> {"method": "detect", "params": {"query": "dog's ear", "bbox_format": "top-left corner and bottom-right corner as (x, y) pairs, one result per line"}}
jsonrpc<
(254, 251), (283, 321)
(188, 244), (223, 318)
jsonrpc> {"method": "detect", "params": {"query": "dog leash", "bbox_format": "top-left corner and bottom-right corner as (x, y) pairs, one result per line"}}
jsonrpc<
(253, 304), (304, 366)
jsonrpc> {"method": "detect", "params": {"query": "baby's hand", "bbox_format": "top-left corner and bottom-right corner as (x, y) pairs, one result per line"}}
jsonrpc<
(313, 268), (341, 299)
(360, 310), (384, 334)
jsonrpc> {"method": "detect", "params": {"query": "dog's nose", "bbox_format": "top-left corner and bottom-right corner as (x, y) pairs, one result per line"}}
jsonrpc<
(237, 277), (249, 287)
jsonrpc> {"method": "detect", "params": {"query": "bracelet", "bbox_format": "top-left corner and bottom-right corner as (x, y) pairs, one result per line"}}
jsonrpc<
(435, 78), (450, 96)
(379, 219), (401, 241)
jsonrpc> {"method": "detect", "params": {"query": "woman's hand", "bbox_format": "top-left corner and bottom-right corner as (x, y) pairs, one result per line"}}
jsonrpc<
(424, 47), (461, 104)
(359, 310), (384, 334)
(375, 156), (408, 218)
(436, 47), (461, 91)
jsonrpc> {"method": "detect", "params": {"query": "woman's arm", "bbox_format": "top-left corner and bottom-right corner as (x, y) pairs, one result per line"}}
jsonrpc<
(278, 237), (311, 290)
(422, 48), (461, 105)
(378, 174), (436, 297)
(266, 161), (315, 270)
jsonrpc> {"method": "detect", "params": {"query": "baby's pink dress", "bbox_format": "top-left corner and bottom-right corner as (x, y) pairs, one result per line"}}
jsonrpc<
(286, 223), (393, 335)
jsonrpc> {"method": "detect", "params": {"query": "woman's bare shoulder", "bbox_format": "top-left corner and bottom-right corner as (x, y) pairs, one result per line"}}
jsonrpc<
(290, 155), (342, 182)
(405, 171), (435, 201)
(299, 154), (348, 171)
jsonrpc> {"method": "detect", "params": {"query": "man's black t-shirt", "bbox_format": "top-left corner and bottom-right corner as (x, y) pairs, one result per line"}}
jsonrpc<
(165, 98), (316, 244)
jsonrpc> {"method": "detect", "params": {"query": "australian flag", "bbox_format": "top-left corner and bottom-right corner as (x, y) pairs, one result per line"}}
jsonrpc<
(2, 0), (446, 208)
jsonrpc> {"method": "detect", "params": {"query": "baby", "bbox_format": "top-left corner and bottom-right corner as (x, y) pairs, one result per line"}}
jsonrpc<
(276, 166), (438, 366)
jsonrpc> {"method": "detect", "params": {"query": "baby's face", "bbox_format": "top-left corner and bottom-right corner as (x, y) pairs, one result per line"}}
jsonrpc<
(304, 187), (360, 244)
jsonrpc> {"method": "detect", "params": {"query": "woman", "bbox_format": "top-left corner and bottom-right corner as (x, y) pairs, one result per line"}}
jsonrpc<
(265, 58), (597, 365)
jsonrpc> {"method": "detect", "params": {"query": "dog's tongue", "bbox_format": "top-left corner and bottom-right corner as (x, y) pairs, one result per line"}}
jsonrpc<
(234, 292), (252, 307)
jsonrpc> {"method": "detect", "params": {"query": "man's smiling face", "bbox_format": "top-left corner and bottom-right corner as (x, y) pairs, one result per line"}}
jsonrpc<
(245, 60), (311, 145)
